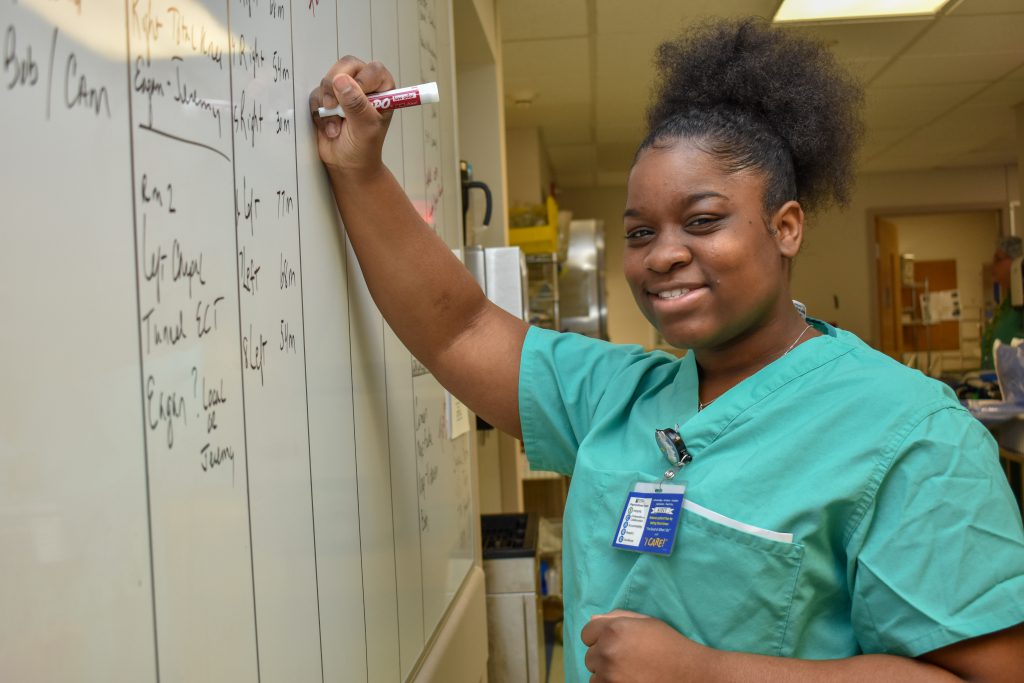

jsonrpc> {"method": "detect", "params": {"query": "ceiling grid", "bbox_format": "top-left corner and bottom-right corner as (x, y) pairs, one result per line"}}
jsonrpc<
(497, 0), (1024, 188)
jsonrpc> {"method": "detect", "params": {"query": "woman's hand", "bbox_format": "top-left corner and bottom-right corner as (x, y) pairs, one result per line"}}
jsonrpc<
(582, 611), (1024, 682)
(308, 56), (396, 176)
(581, 610), (707, 682)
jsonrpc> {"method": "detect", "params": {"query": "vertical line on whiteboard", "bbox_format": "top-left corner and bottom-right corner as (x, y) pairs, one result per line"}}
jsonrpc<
(123, 1), (161, 679)
(356, 5), (374, 681)
(45, 27), (57, 120)
(342, 233), (370, 683)
(386, 0), (406, 670)
(345, 220), (371, 683)
(331, 0), (372, 679)
(287, 2), (326, 680)
(225, 1), (263, 679)
(416, 0), (430, 639)
(371, 1), (405, 677)
(379, 310), (402, 672)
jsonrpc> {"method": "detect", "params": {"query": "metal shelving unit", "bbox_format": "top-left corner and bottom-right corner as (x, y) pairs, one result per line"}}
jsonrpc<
(526, 253), (560, 331)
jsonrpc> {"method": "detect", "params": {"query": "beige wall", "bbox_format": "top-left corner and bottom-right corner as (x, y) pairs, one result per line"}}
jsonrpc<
(558, 165), (1020, 349)
(795, 165), (1018, 345)
(506, 127), (551, 207)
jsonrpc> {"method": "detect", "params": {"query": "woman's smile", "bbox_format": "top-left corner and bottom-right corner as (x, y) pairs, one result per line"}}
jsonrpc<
(646, 283), (709, 312)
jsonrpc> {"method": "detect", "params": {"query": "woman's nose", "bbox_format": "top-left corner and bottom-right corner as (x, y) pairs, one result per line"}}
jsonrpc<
(645, 236), (692, 273)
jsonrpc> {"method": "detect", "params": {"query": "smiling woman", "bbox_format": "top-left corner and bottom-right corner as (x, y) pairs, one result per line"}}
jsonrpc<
(622, 145), (804, 376)
(620, 16), (865, 404)
(309, 16), (1024, 683)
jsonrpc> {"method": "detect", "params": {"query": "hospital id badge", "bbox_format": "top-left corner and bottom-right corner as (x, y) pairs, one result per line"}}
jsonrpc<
(611, 482), (685, 556)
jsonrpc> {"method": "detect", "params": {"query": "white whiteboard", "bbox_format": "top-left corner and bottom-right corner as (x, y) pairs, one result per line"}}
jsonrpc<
(0, 0), (475, 681)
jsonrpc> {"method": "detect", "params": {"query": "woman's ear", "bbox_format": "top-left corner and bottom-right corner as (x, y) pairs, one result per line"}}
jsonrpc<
(772, 200), (804, 259)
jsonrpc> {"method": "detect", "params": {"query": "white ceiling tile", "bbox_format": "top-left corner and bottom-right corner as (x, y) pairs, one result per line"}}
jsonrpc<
(593, 32), (660, 82)
(506, 101), (591, 129)
(548, 143), (598, 170)
(595, 91), (653, 124)
(859, 154), (951, 172)
(597, 142), (639, 172)
(872, 51), (1024, 86)
(498, 0), (589, 41)
(542, 120), (596, 146)
(882, 103), (1016, 159)
(937, 103), (1018, 140)
(864, 82), (986, 127)
(881, 133), (963, 159)
(784, 20), (927, 61)
(861, 126), (919, 157)
(596, 121), (646, 148)
(597, 170), (630, 187)
(556, 170), (599, 188)
(968, 132), (1019, 155)
(905, 13), (1024, 56)
(595, 0), (777, 35)
(864, 126), (917, 145)
(595, 107), (647, 140)
(594, 34), (660, 126)
(949, 0), (1024, 16)
(502, 37), (590, 105)
(935, 150), (1019, 167)
(844, 57), (890, 83)
(968, 79), (1024, 107)
(1002, 63), (1024, 81)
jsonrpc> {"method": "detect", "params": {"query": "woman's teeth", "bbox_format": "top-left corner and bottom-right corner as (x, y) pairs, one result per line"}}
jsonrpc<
(658, 288), (691, 300)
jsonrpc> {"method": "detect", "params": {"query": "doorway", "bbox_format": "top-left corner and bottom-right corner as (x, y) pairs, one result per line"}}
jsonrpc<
(874, 209), (1001, 375)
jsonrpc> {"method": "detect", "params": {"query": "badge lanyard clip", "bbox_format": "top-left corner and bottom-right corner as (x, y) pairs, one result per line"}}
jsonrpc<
(610, 427), (692, 555)
(654, 426), (692, 492)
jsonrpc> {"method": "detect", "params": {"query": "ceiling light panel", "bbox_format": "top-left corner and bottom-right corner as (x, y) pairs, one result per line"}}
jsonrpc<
(774, 0), (950, 23)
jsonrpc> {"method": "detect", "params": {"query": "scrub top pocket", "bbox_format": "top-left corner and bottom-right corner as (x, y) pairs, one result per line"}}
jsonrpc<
(621, 504), (805, 656)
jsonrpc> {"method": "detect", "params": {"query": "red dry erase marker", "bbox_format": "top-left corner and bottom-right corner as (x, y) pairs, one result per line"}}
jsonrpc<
(317, 81), (439, 118)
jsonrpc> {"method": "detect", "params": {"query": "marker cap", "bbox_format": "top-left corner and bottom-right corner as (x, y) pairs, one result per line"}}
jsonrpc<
(419, 82), (439, 104)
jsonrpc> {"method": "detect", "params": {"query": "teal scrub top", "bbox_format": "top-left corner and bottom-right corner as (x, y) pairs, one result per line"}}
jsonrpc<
(519, 321), (1024, 683)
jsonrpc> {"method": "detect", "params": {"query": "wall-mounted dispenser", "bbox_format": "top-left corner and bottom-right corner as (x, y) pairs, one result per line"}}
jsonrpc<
(460, 159), (492, 245)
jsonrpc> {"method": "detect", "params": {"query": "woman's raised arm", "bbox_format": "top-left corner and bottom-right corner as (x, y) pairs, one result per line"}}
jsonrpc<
(309, 57), (527, 438)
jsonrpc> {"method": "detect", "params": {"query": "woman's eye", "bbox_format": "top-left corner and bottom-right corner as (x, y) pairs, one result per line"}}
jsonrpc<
(625, 227), (654, 241)
(686, 215), (720, 231)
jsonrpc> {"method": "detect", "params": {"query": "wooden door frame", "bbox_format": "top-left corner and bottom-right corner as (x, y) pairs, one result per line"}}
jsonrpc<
(875, 217), (903, 360)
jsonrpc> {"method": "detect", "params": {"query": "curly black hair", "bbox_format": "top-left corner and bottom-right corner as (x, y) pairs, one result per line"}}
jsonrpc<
(639, 17), (864, 215)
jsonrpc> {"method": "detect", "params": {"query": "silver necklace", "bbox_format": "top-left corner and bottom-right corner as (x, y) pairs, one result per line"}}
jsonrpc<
(697, 324), (813, 411)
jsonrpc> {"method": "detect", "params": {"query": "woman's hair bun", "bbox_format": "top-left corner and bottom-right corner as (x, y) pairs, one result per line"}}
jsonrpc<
(645, 17), (864, 212)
